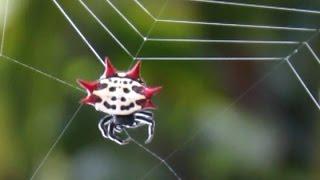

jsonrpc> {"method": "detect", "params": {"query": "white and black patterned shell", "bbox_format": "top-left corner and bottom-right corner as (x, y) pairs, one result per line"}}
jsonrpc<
(78, 58), (162, 116)
(93, 76), (145, 115)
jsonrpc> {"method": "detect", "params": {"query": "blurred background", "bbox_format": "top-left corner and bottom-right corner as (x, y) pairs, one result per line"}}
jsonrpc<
(0, 0), (319, 179)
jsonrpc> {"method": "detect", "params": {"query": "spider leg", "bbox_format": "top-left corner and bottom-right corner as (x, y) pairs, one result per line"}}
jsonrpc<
(124, 121), (143, 129)
(98, 115), (129, 145)
(114, 125), (123, 133)
(108, 122), (130, 145)
(98, 115), (113, 139)
(134, 110), (155, 144)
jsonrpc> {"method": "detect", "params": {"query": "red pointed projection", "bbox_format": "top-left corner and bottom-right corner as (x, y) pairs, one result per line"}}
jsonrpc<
(77, 79), (99, 93)
(80, 94), (102, 104)
(138, 86), (162, 109)
(126, 60), (141, 80)
(104, 57), (117, 77)
(78, 58), (162, 109)
(142, 86), (162, 98)
(143, 99), (156, 109)
(77, 79), (101, 105)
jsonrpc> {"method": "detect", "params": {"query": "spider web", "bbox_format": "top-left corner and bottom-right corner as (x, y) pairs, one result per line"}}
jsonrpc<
(0, 0), (319, 179)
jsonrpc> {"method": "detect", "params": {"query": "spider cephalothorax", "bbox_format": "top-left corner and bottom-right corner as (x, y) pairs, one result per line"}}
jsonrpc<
(77, 57), (161, 145)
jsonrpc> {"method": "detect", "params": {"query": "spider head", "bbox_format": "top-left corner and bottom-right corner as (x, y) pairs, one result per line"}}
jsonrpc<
(77, 57), (162, 115)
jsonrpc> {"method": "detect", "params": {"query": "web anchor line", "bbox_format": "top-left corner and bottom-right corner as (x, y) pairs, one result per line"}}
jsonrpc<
(139, 59), (288, 179)
(52, 0), (104, 65)
(0, 10), (86, 180)
(304, 42), (320, 64)
(189, 0), (320, 15)
(124, 130), (181, 180)
(77, 0), (134, 59)
(104, 1), (308, 44)
(0, 0), (9, 55)
(129, 1), (181, 179)
(147, 38), (300, 44)
(54, 0), (319, 64)
(93, 0), (319, 61)
(134, 0), (156, 20)
(105, 0), (145, 39)
(134, 1), (318, 32)
(286, 58), (320, 110)
(0, 54), (84, 93)
(30, 105), (83, 180)
(138, 22), (320, 180)
(134, 0), (320, 110)
(107, 0), (320, 47)
(132, 0), (168, 61)
(157, 19), (317, 32)
(283, 31), (320, 110)
(280, 30), (320, 110)
(74, 0), (302, 61)
(137, 57), (283, 61)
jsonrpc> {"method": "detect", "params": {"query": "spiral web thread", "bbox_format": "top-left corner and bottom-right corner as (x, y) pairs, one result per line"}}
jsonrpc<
(0, 0), (319, 179)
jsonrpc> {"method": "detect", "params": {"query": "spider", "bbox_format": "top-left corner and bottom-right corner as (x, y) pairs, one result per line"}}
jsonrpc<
(77, 57), (162, 145)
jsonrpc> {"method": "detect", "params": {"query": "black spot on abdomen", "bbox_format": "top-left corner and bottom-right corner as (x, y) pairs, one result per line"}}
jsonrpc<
(104, 101), (116, 110)
(136, 99), (145, 106)
(123, 88), (130, 93)
(97, 83), (108, 90)
(109, 87), (116, 92)
(132, 85), (143, 94)
(120, 103), (134, 110)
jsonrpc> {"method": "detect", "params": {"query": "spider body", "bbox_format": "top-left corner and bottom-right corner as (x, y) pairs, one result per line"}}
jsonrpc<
(92, 76), (146, 115)
(77, 58), (161, 145)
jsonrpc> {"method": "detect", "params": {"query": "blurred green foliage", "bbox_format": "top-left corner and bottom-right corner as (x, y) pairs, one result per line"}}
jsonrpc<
(0, 0), (319, 179)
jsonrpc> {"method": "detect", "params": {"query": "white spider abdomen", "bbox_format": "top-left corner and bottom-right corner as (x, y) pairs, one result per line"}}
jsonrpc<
(93, 77), (145, 115)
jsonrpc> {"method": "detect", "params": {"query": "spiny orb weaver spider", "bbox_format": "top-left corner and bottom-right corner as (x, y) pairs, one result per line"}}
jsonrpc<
(77, 58), (162, 145)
